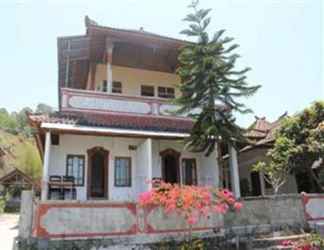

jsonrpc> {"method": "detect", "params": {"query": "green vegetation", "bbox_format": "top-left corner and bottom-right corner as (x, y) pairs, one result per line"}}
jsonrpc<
(253, 101), (324, 193)
(0, 103), (53, 180)
(174, 0), (260, 155)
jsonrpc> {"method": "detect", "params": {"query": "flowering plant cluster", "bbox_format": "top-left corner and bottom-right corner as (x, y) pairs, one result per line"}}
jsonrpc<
(138, 181), (242, 225)
(281, 234), (324, 250)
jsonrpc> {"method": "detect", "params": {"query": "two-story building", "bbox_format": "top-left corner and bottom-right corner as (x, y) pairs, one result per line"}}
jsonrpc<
(28, 17), (240, 202)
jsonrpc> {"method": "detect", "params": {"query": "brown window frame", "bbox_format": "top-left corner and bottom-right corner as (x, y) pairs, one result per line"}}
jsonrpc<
(158, 86), (175, 99)
(141, 85), (155, 97)
(66, 154), (85, 186)
(114, 157), (132, 187)
(112, 81), (122, 94)
(182, 158), (198, 186)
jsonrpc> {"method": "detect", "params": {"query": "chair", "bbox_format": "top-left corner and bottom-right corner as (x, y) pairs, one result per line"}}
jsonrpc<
(62, 176), (76, 200)
(48, 175), (62, 200)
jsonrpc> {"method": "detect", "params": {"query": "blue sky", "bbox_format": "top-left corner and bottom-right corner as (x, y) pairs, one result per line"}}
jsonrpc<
(0, 0), (322, 126)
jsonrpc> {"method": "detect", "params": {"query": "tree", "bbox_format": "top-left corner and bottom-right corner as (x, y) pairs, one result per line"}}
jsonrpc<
(174, 1), (260, 155)
(252, 137), (298, 194)
(254, 101), (324, 193)
(36, 103), (53, 114)
(279, 101), (324, 193)
(16, 107), (33, 137)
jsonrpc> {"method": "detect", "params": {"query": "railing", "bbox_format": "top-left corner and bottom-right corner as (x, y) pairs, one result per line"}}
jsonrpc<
(61, 88), (184, 117)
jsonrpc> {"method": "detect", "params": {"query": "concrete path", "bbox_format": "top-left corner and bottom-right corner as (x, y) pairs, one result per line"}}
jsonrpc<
(0, 213), (19, 250)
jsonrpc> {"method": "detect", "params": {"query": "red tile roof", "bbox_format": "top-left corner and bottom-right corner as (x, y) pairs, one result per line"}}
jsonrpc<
(246, 113), (288, 145)
(29, 111), (194, 134)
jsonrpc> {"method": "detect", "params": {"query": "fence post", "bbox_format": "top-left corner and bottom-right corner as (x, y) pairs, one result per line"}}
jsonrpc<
(18, 190), (34, 239)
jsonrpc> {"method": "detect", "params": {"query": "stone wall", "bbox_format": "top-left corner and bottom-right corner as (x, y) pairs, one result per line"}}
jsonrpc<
(225, 194), (306, 232)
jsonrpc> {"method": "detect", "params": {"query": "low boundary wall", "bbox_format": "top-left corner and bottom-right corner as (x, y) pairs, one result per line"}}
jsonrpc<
(26, 194), (223, 240)
(302, 193), (324, 222)
(18, 192), (324, 248)
(225, 194), (306, 229)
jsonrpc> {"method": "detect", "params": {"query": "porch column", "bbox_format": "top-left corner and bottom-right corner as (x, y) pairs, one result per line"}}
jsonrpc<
(147, 138), (153, 190)
(228, 145), (241, 198)
(41, 131), (51, 201)
(105, 39), (114, 93)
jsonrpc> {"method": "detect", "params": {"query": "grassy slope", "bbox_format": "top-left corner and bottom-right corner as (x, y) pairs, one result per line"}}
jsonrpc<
(0, 129), (42, 180)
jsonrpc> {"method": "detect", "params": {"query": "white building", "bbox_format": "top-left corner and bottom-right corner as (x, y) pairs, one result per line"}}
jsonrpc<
(28, 17), (240, 202)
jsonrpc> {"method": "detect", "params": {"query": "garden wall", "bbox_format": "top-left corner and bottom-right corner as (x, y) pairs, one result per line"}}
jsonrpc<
(18, 191), (324, 249)
(225, 194), (306, 232)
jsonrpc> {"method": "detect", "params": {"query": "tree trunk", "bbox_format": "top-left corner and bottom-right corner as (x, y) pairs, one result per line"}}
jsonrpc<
(309, 168), (324, 193)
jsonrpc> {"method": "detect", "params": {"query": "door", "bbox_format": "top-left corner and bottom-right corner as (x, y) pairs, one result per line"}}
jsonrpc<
(160, 149), (180, 184)
(250, 172), (261, 196)
(87, 147), (109, 199)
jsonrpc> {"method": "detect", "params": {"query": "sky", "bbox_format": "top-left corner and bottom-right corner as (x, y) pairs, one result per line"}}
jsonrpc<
(0, 0), (322, 127)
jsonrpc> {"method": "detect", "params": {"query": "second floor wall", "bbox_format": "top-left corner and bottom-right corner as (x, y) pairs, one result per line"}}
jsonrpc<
(87, 64), (181, 99)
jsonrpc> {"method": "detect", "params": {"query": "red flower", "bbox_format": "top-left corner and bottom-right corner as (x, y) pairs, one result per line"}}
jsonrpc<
(138, 182), (242, 225)
(233, 202), (243, 211)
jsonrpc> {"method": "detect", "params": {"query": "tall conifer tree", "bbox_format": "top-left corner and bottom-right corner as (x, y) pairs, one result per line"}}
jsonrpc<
(175, 1), (260, 155)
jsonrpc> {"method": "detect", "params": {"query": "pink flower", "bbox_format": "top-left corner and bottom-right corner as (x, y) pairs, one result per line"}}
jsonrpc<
(139, 191), (153, 205)
(233, 202), (243, 211)
(281, 240), (293, 246)
(222, 189), (233, 197)
(213, 203), (228, 214)
(187, 215), (198, 225)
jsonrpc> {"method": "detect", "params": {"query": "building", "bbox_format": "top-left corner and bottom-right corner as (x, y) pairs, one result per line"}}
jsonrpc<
(28, 17), (241, 202)
(0, 168), (40, 211)
(222, 115), (298, 196)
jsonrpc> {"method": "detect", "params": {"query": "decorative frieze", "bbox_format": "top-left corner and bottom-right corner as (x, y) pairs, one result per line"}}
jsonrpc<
(68, 95), (152, 114)
(61, 88), (192, 118)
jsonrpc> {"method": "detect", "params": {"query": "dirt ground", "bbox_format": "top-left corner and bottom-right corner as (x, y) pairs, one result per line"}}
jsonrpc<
(0, 213), (19, 250)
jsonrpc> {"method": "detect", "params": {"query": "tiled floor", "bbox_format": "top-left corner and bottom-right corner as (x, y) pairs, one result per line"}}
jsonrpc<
(0, 213), (19, 250)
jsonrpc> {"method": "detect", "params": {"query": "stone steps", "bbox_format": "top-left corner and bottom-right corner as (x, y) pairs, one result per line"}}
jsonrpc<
(252, 234), (309, 250)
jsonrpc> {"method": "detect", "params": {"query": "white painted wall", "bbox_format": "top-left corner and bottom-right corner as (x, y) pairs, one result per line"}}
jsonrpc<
(236, 147), (298, 196)
(47, 134), (220, 201)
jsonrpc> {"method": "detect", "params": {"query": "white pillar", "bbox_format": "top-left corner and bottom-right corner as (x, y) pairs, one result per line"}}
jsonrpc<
(147, 138), (153, 190)
(41, 131), (51, 201)
(228, 145), (241, 198)
(105, 39), (114, 93)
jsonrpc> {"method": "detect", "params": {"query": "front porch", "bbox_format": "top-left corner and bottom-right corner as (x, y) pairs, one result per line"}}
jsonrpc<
(41, 132), (238, 202)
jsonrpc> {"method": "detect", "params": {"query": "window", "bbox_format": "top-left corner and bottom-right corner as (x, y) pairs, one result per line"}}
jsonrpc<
(112, 81), (122, 93)
(182, 159), (197, 185)
(158, 87), (175, 99)
(115, 157), (131, 187)
(101, 80), (108, 92)
(66, 155), (85, 186)
(141, 85), (154, 97)
(51, 134), (59, 146)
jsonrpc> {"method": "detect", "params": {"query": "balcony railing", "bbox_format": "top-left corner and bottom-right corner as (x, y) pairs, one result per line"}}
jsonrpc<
(61, 88), (183, 117)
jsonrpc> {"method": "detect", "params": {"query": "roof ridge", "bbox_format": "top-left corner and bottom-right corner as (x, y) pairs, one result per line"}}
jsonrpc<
(84, 15), (190, 45)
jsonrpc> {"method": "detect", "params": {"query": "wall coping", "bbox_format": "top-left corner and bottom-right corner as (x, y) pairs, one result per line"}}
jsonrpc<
(240, 193), (302, 201)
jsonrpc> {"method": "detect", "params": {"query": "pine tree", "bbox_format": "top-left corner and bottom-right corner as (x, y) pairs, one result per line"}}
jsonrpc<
(175, 1), (260, 155)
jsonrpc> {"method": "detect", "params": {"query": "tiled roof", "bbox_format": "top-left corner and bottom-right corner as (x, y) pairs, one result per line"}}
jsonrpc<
(85, 16), (189, 46)
(246, 113), (288, 145)
(245, 117), (271, 139)
(29, 111), (194, 134)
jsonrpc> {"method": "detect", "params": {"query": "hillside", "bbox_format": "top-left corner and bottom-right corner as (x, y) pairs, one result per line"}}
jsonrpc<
(0, 129), (42, 180)
(0, 104), (52, 180)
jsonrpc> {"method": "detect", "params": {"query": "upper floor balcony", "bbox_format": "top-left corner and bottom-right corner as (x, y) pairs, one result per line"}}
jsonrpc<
(61, 88), (186, 118)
